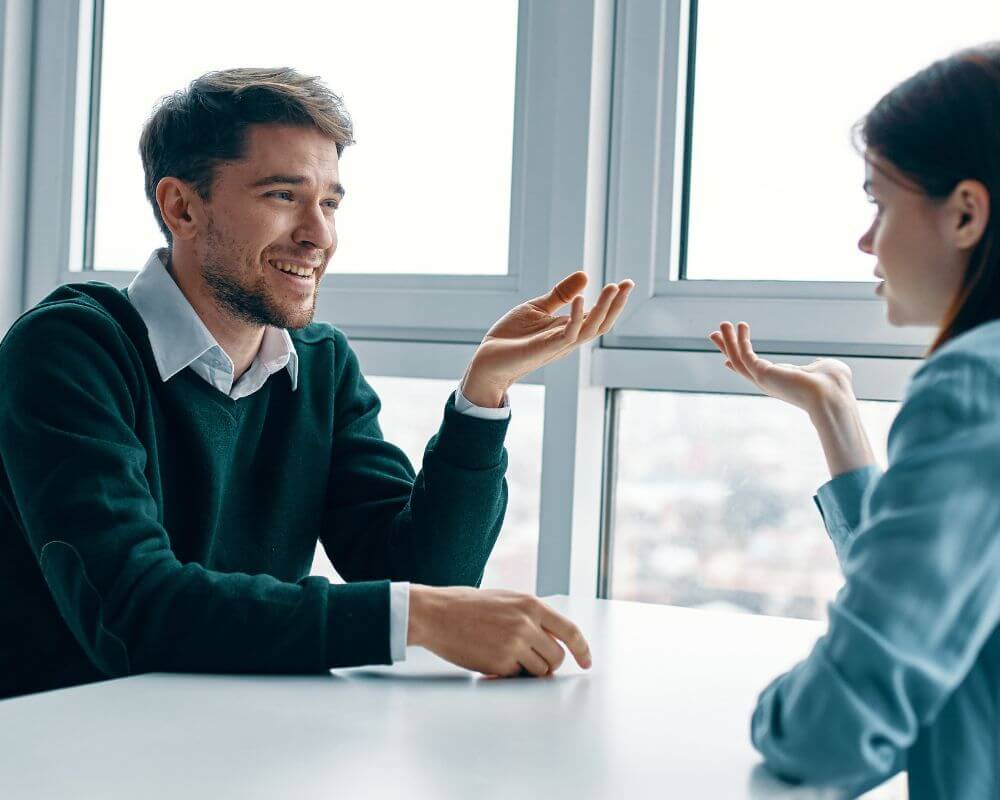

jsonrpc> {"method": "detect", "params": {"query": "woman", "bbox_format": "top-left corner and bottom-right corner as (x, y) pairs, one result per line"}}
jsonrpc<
(710, 44), (1000, 798)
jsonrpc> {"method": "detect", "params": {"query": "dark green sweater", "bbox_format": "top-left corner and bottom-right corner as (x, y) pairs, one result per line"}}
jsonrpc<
(0, 283), (509, 700)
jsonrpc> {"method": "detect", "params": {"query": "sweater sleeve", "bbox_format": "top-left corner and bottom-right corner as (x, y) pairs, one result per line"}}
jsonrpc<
(320, 331), (510, 587)
(0, 303), (390, 679)
(751, 350), (1000, 794)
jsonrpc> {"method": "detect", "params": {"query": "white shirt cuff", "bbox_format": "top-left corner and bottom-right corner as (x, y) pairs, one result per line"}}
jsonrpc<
(454, 384), (512, 420)
(389, 581), (410, 663)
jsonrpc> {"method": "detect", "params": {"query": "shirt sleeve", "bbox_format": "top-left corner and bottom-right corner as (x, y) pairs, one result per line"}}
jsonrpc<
(454, 384), (512, 420)
(389, 581), (410, 662)
(751, 349), (1000, 794)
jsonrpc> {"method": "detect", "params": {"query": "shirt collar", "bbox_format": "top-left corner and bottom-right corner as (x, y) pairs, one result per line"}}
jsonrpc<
(126, 249), (298, 391)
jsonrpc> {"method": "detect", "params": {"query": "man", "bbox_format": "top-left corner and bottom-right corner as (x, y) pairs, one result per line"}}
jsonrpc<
(0, 68), (633, 699)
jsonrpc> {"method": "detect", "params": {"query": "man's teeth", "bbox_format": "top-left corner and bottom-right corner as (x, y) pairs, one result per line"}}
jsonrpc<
(270, 260), (315, 277)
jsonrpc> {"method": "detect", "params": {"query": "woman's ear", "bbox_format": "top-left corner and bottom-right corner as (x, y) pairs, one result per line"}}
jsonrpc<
(155, 178), (204, 242)
(949, 179), (990, 251)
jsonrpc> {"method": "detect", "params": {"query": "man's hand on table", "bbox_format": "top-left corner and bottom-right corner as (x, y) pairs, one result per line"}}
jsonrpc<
(407, 586), (592, 677)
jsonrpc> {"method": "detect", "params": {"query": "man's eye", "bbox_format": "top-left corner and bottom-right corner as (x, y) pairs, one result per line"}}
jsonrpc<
(268, 191), (294, 201)
(323, 200), (340, 210)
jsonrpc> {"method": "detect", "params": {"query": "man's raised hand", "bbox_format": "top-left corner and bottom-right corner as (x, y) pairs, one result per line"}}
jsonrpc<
(461, 272), (634, 408)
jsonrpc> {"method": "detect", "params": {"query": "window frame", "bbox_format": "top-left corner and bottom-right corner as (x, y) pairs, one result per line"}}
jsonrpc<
(600, 0), (935, 359)
(0, 0), (33, 334)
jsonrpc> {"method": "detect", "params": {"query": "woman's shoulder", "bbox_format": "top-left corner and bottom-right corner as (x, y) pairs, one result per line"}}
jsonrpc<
(910, 319), (1000, 391)
(892, 321), (1000, 455)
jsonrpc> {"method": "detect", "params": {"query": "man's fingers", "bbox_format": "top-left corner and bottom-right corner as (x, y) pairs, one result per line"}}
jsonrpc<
(562, 295), (585, 341)
(529, 629), (566, 674)
(528, 271), (588, 314)
(596, 281), (634, 335)
(578, 284), (620, 340)
(516, 648), (552, 678)
(538, 606), (592, 669)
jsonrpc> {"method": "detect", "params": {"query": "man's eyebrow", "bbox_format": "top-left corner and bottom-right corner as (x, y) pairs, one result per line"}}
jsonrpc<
(250, 174), (346, 196)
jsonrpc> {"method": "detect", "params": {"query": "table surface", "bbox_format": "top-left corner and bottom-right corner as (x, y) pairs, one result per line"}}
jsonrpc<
(0, 596), (906, 799)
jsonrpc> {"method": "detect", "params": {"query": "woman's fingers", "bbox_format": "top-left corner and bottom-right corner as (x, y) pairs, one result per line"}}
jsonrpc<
(712, 322), (769, 382)
(719, 322), (754, 381)
(708, 331), (728, 357)
(736, 322), (761, 374)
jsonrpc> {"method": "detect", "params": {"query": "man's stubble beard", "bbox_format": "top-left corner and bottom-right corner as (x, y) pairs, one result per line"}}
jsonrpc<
(200, 220), (318, 330)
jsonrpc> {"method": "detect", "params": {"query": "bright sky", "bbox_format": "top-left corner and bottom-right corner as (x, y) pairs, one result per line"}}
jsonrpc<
(688, 0), (1000, 281)
(92, 0), (517, 273)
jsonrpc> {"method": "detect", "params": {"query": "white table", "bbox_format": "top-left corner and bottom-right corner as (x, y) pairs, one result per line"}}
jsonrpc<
(0, 596), (905, 799)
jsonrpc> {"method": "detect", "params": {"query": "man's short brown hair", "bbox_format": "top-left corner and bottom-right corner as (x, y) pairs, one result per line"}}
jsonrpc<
(138, 67), (354, 245)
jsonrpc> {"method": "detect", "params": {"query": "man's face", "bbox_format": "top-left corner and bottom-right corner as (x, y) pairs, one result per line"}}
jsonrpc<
(194, 124), (343, 329)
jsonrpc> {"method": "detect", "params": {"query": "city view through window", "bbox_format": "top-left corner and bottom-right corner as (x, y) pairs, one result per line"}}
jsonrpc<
(613, 390), (898, 620)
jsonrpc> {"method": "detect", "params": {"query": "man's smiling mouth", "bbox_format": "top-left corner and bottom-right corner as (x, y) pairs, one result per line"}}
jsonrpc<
(268, 259), (317, 278)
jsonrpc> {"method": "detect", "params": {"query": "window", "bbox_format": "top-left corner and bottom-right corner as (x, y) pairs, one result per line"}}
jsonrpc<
(90, 0), (518, 275)
(610, 390), (898, 619)
(602, 0), (992, 355)
(311, 376), (544, 593)
(685, 0), (1000, 282)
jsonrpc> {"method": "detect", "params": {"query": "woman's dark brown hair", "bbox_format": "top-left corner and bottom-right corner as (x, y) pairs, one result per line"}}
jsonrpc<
(854, 43), (1000, 352)
(139, 67), (354, 247)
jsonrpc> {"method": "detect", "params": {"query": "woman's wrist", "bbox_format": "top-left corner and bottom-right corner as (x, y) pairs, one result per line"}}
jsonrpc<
(807, 384), (857, 426)
(808, 391), (876, 478)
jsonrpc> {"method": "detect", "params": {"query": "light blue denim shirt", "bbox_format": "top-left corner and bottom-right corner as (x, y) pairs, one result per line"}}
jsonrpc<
(127, 250), (510, 664)
(751, 319), (1000, 799)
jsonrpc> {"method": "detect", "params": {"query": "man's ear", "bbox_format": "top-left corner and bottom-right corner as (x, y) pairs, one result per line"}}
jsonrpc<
(155, 177), (205, 242)
(948, 178), (990, 251)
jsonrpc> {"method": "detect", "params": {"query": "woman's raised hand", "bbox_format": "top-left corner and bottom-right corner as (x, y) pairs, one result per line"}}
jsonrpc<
(708, 321), (856, 416)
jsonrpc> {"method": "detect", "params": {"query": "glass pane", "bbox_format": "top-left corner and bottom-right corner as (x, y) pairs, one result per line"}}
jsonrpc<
(311, 376), (543, 594)
(685, 0), (1000, 281)
(92, 0), (517, 274)
(611, 390), (899, 620)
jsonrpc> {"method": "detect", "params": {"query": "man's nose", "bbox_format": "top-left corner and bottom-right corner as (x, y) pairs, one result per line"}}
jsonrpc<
(293, 205), (334, 251)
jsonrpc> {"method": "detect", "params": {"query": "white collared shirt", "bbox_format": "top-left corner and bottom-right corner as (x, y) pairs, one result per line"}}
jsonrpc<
(127, 250), (299, 400)
(126, 250), (510, 664)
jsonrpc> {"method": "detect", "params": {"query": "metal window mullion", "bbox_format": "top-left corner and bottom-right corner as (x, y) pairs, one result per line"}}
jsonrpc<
(23, 0), (84, 308)
(81, 0), (102, 272)
(595, 388), (621, 599)
(0, 0), (34, 333)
